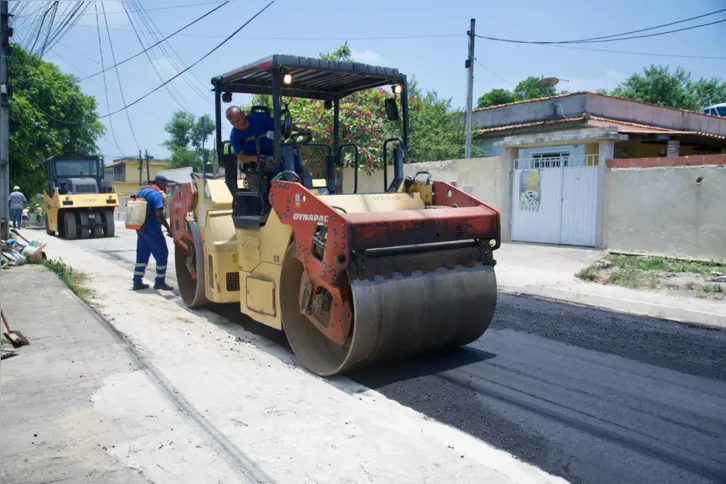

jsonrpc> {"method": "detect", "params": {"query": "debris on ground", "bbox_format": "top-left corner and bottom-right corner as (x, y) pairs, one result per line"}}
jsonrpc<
(577, 253), (726, 300)
(1, 231), (47, 269)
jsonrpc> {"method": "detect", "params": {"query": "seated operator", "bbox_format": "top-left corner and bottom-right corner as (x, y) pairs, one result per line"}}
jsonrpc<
(226, 106), (311, 175)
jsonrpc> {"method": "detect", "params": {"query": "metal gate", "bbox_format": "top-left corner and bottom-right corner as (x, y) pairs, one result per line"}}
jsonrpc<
(511, 153), (600, 247)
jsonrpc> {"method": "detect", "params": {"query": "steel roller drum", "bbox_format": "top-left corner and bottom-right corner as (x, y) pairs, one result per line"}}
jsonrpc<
(281, 244), (498, 377)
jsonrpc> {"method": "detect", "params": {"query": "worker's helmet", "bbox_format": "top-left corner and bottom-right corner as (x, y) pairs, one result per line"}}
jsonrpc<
(13, 185), (19, 190)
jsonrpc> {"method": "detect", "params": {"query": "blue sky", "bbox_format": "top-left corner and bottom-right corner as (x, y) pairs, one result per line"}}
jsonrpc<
(11, 0), (726, 162)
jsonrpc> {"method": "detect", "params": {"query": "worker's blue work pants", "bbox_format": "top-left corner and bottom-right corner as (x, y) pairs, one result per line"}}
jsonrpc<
(133, 229), (168, 286)
(10, 209), (21, 229)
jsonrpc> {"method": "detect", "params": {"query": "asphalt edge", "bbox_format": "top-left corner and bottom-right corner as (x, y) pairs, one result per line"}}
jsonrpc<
(499, 285), (726, 331)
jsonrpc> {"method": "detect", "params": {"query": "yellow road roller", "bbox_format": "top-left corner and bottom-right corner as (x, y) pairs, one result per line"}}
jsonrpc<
(43, 155), (118, 239)
(169, 55), (501, 376)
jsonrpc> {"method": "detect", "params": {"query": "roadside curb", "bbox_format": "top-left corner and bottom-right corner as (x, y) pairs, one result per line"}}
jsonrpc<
(499, 285), (726, 331)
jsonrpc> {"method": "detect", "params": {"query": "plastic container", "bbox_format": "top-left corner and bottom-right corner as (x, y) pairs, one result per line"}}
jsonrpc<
(125, 196), (147, 230)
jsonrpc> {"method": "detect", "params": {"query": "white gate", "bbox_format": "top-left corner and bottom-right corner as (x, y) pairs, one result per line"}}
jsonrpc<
(511, 153), (600, 247)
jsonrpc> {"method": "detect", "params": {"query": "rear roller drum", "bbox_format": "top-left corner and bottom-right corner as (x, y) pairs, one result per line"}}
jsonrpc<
(175, 222), (207, 308)
(280, 244), (498, 377)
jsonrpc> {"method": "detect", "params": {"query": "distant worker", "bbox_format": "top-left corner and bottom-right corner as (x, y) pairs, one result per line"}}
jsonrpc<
(22, 207), (30, 226)
(8, 186), (26, 230)
(132, 175), (174, 291)
(34, 204), (43, 225)
(225, 106), (311, 174)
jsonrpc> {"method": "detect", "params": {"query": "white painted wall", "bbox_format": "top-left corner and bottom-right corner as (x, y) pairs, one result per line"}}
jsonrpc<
(602, 165), (726, 260)
(341, 156), (510, 239)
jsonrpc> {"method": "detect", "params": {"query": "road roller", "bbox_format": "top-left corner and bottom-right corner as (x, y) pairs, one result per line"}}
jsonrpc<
(169, 55), (501, 376)
(43, 155), (118, 239)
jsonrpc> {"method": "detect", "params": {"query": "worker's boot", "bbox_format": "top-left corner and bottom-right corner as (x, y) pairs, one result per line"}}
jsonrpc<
(132, 282), (150, 291)
(154, 281), (174, 291)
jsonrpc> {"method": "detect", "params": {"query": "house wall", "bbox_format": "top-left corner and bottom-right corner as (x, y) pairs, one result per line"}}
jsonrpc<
(603, 154), (726, 260)
(123, 161), (167, 183)
(341, 156), (510, 239)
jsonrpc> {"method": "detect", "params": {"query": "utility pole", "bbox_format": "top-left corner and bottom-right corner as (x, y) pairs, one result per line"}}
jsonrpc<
(464, 18), (475, 159)
(138, 150), (143, 186)
(200, 117), (207, 179)
(145, 149), (150, 183)
(0, 1), (12, 239)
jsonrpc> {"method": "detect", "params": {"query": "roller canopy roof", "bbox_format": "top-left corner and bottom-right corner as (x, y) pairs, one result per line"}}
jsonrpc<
(211, 55), (405, 100)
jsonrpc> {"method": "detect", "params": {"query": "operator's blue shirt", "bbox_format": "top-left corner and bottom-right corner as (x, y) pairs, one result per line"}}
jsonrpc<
(230, 113), (276, 157)
(136, 185), (165, 233)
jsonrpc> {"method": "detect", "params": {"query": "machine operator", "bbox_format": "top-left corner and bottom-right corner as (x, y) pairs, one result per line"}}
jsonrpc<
(132, 175), (174, 292)
(225, 106), (312, 175)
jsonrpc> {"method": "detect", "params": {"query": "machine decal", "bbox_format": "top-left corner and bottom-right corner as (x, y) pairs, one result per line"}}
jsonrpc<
(292, 213), (329, 223)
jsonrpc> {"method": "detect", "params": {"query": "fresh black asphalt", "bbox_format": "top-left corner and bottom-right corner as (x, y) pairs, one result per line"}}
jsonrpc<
(350, 294), (726, 484)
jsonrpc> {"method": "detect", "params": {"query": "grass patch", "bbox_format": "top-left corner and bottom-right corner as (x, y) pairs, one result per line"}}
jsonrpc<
(701, 284), (725, 295)
(42, 259), (93, 304)
(605, 254), (724, 277)
(576, 253), (726, 297)
(576, 265), (600, 282)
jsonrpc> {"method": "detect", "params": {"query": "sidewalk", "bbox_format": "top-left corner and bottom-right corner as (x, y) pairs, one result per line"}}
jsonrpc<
(494, 243), (726, 330)
(1, 231), (565, 484)
(0, 265), (157, 483)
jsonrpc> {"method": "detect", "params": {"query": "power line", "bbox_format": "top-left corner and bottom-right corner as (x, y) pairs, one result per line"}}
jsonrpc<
(94, 3), (124, 156)
(101, 2), (139, 151)
(79, 1), (229, 81)
(577, 8), (726, 42)
(121, 2), (196, 113)
(128, 0), (211, 104)
(99, 1), (274, 120)
(474, 58), (512, 87)
(67, 23), (463, 40)
(477, 16), (726, 45)
(537, 43), (726, 61)
(15, 1), (229, 18)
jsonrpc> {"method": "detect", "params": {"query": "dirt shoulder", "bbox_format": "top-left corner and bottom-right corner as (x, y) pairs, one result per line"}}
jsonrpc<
(576, 253), (726, 301)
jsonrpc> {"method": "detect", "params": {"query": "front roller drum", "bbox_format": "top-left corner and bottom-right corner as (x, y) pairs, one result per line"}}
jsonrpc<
(281, 244), (497, 376)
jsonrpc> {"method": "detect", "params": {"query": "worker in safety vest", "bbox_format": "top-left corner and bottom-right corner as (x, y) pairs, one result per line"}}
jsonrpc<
(132, 175), (174, 291)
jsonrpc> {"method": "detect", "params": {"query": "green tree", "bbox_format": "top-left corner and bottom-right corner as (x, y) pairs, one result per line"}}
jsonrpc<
(611, 65), (700, 110)
(476, 76), (564, 108)
(477, 88), (517, 108)
(8, 44), (105, 196)
(163, 111), (215, 171)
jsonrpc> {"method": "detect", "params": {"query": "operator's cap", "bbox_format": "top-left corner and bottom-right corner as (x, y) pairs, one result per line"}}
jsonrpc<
(13, 185), (19, 190)
(154, 175), (167, 183)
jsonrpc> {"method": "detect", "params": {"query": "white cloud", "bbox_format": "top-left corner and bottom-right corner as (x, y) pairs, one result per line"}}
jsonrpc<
(351, 49), (386, 66)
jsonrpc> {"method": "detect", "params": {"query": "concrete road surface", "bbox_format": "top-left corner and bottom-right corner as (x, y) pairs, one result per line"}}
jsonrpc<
(57, 225), (726, 484)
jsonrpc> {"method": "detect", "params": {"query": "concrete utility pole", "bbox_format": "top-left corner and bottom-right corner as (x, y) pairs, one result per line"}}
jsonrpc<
(0, 1), (11, 239)
(138, 150), (143, 186)
(464, 18), (475, 159)
(145, 149), (150, 183)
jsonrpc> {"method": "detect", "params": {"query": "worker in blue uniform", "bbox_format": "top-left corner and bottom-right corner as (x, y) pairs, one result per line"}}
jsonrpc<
(132, 175), (174, 291)
(226, 106), (311, 175)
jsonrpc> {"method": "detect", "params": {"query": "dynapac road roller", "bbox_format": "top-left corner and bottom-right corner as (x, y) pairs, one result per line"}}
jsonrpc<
(170, 55), (501, 376)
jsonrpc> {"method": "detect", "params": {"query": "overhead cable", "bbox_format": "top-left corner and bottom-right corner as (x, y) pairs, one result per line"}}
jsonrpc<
(99, 1), (274, 119)
(477, 17), (726, 44)
(79, 1), (229, 81)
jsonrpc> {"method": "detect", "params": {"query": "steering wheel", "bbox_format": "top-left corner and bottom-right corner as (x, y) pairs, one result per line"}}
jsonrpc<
(283, 131), (313, 144)
(277, 170), (302, 183)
